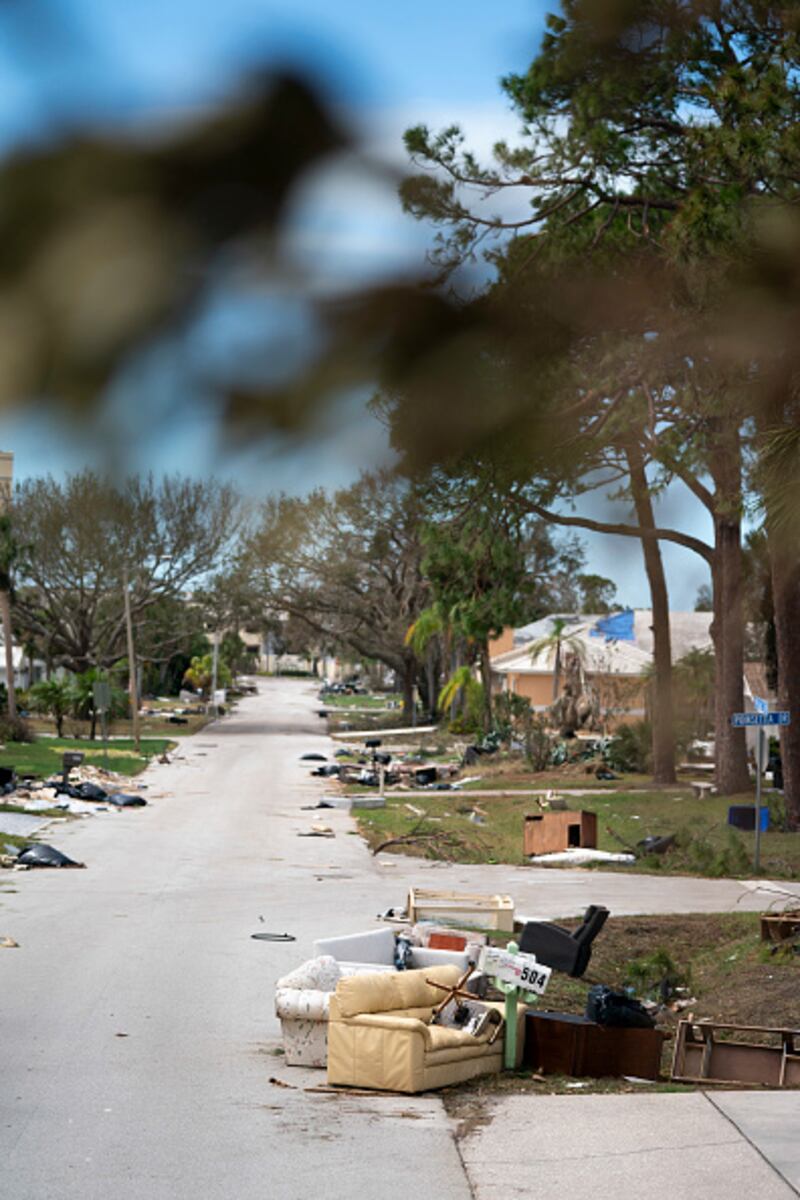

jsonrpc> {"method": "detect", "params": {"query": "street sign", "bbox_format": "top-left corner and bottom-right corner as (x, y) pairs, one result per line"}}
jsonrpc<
(753, 695), (769, 715)
(731, 711), (790, 727)
(93, 681), (111, 713)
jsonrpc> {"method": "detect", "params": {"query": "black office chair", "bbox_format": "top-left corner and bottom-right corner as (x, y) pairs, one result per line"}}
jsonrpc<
(519, 904), (609, 977)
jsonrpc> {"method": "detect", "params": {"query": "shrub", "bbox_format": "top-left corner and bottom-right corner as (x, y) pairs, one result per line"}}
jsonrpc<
(676, 822), (752, 877)
(0, 714), (36, 743)
(605, 721), (651, 773)
(623, 948), (689, 1001)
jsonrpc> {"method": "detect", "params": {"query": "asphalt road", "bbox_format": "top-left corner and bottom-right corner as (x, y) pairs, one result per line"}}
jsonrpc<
(1, 679), (797, 1200)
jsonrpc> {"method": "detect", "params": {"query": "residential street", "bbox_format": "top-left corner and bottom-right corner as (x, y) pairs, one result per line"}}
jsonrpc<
(1, 678), (798, 1200)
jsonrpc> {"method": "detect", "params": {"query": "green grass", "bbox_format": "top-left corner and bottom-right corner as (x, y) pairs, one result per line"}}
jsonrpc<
(0, 801), (73, 819)
(459, 771), (652, 790)
(27, 711), (210, 739)
(357, 786), (800, 878)
(0, 737), (174, 779)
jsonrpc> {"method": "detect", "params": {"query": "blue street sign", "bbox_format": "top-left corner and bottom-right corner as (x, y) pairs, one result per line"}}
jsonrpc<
(753, 695), (769, 715)
(731, 711), (790, 727)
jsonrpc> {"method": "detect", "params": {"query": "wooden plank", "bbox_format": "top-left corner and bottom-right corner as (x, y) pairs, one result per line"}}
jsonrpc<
(330, 725), (439, 740)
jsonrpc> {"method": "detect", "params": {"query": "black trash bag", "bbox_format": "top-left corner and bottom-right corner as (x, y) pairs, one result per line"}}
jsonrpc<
(334, 749), (350, 758)
(167, 715), (188, 725)
(413, 767), (438, 787)
(107, 792), (147, 807)
(48, 780), (82, 798)
(301, 753), (327, 761)
(0, 766), (15, 787)
(310, 764), (339, 777)
(76, 782), (108, 801)
(585, 984), (654, 1029)
(637, 834), (676, 856)
(17, 843), (85, 868)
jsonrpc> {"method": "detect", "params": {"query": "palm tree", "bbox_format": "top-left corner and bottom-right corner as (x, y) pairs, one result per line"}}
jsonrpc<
(437, 665), (484, 730)
(528, 617), (586, 702)
(405, 606), (447, 720)
(29, 678), (72, 737)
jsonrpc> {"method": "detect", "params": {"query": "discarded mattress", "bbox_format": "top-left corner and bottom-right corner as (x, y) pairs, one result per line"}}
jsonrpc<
(530, 848), (636, 865)
(17, 843), (85, 868)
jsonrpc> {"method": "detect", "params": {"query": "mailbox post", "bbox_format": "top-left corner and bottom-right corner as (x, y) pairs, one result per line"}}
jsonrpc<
(61, 750), (84, 788)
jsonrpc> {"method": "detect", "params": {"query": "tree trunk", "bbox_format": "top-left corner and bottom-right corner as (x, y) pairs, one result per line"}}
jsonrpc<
(425, 649), (437, 721)
(768, 540), (800, 828)
(479, 639), (494, 731)
(0, 590), (17, 719)
(55, 713), (63, 737)
(626, 442), (676, 784)
(400, 658), (416, 722)
(708, 423), (750, 795)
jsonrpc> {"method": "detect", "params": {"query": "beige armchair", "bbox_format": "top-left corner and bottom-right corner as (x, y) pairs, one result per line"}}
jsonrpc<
(327, 964), (525, 1093)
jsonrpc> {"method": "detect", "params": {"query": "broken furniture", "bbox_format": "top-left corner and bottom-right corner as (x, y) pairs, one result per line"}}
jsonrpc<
(274, 955), (342, 1067)
(760, 910), (800, 942)
(523, 810), (597, 857)
(519, 905), (609, 977)
(523, 1011), (665, 1080)
(326, 965), (522, 1093)
(314, 926), (473, 973)
(406, 888), (514, 932)
(671, 1018), (800, 1087)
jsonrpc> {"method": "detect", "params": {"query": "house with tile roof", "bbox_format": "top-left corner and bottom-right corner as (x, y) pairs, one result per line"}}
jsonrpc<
(490, 609), (715, 729)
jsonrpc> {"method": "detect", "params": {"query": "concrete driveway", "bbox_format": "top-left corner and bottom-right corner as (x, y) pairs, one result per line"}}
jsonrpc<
(1, 678), (797, 1200)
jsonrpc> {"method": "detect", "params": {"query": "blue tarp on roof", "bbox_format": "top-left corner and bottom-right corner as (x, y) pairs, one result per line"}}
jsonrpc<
(590, 609), (636, 642)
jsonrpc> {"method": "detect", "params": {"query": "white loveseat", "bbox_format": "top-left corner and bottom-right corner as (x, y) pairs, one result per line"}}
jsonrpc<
(274, 955), (342, 1067)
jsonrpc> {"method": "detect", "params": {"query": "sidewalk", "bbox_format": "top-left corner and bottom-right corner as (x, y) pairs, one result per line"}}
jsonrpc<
(457, 1090), (800, 1199)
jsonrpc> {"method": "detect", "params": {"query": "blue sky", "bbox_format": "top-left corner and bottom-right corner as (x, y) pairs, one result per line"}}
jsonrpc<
(0, 0), (713, 607)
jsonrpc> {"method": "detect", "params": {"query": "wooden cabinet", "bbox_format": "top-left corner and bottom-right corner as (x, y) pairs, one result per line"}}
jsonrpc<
(523, 1011), (665, 1080)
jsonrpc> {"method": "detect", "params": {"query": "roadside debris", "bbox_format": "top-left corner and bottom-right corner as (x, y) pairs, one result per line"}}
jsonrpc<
(298, 825), (335, 838)
(529, 847), (636, 865)
(0, 935), (19, 947)
(671, 1017), (800, 1087)
(16, 843), (85, 868)
(106, 792), (147, 808)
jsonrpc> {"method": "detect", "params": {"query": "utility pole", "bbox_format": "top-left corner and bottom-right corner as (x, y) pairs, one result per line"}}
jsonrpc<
(122, 566), (141, 753)
(0, 451), (17, 719)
